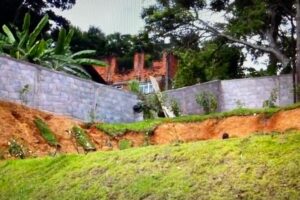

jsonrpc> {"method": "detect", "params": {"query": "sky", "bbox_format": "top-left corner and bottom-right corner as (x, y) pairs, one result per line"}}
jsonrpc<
(56, 0), (155, 34)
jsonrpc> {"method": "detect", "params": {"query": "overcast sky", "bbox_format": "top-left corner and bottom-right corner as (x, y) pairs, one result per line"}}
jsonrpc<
(56, 0), (155, 34)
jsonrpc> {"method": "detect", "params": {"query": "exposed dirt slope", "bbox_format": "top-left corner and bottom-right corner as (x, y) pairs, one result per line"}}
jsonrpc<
(151, 109), (300, 144)
(1, 100), (300, 159)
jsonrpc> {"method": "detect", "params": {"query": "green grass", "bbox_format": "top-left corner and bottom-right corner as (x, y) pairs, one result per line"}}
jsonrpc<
(97, 103), (300, 136)
(72, 126), (96, 151)
(34, 118), (59, 147)
(118, 139), (133, 150)
(0, 131), (299, 199)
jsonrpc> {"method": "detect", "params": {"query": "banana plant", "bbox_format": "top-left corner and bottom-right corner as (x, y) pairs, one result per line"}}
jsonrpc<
(0, 13), (106, 79)
(39, 28), (107, 78)
(0, 13), (49, 61)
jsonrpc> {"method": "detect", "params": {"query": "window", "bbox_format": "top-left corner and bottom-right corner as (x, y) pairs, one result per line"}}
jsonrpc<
(139, 82), (154, 94)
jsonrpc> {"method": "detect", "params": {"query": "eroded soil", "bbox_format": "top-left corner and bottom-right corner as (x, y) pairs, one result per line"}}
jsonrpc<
(1, 100), (300, 159)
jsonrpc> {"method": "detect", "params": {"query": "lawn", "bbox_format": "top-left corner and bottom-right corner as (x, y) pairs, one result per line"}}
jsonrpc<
(0, 131), (299, 199)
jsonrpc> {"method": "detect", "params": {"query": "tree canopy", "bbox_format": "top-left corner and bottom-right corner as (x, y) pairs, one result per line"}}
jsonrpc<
(142, 0), (296, 74)
(0, 0), (76, 31)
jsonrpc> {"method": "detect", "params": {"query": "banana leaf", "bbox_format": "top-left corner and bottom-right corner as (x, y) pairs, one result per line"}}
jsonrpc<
(2, 25), (15, 44)
(27, 14), (49, 48)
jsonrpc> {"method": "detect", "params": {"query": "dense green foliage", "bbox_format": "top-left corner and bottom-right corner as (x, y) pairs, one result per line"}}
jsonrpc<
(69, 28), (165, 71)
(97, 103), (300, 136)
(0, 132), (299, 199)
(0, 0), (75, 32)
(0, 13), (106, 79)
(34, 118), (59, 147)
(174, 40), (245, 87)
(69, 26), (107, 58)
(142, 0), (295, 76)
(72, 126), (96, 151)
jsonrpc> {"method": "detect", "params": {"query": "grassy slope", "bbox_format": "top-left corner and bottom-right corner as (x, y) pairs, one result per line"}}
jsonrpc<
(97, 103), (300, 136)
(0, 132), (300, 200)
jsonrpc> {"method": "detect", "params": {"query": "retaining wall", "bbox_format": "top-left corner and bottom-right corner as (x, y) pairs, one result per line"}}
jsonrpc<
(164, 74), (294, 115)
(0, 56), (142, 123)
(0, 56), (295, 120)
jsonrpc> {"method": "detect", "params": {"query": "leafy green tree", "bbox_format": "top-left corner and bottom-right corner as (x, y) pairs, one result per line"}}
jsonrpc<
(142, 0), (296, 77)
(0, 0), (75, 31)
(174, 39), (244, 88)
(69, 26), (107, 58)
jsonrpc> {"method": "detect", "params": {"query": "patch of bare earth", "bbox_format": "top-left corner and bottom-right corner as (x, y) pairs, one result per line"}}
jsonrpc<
(1, 100), (300, 159)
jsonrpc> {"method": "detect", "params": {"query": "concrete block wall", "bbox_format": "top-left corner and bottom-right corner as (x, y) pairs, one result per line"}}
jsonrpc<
(219, 74), (293, 111)
(0, 56), (142, 123)
(164, 75), (294, 115)
(164, 81), (221, 114)
(0, 56), (295, 121)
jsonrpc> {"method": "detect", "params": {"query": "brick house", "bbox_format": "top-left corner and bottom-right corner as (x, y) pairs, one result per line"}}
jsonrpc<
(93, 52), (177, 94)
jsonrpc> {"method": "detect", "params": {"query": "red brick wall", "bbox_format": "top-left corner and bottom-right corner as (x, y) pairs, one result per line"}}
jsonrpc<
(93, 52), (177, 90)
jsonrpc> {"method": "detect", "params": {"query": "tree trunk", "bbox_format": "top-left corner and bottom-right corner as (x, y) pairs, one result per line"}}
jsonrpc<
(296, 0), (300, 101)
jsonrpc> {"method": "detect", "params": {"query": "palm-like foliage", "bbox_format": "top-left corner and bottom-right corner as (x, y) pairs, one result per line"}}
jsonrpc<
(0, 13), (106, 79)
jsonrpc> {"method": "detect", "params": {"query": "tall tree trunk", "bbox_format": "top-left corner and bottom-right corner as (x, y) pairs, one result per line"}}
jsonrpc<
(296, 0), (300, 101)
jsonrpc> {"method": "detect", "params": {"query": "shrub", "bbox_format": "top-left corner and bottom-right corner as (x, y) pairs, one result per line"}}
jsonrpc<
(8, 139), (26, 159)
(263, 88), (278, 108)
(119, 139), (133, 150)
(142, 94), (168, 119)
(196, 91), (218, 114)
(170, 99), (181, 117)
(34, 118), (59, 147)
(72, 126), (96, 151)
(128, 80), (140, 94)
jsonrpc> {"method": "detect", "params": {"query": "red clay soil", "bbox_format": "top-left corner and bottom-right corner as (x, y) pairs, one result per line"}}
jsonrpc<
(1, 100), (300, 159)
(151, 110), (300, 144)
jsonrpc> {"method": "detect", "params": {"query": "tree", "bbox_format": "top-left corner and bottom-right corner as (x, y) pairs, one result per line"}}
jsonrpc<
(0, 0), (75, 31)
(69, 26), (107, 58)
(143, 0), (299, 99)
(174, 38), (245, 88)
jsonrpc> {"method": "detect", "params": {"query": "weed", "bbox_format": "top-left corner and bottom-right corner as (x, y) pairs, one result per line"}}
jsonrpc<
(72, 126), (96, 152)
(263, 88), (278, 108)
(19, 84), (31, 105)
(8, 139), (25, 159)
(196, 91), (218, 114)
(118, 139), (133, 150)
(34, 117), (59, 147)
(170, 99), (181, 117)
